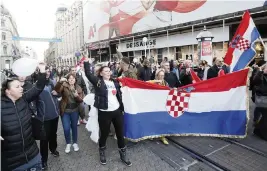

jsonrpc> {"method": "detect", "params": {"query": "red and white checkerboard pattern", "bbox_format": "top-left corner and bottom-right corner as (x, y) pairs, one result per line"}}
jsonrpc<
(166, 89), (190, 118)
(236, 37), (250, 51)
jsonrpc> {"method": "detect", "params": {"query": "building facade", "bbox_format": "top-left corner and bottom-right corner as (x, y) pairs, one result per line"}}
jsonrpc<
(83, 1), (267, 64)
(53, 1), (84, 67)
(44, 42), (56, 66)
(21, 45), (38, 60)
(1, 4), (21, 70)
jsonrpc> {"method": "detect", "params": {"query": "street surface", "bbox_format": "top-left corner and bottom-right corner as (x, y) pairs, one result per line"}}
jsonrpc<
(46, 99), (267, 171)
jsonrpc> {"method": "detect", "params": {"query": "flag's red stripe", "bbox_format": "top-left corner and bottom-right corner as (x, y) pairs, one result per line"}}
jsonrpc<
(190, 68), (201, 82)
(224, 11), (251, 65)
(120, 69), (249, 92)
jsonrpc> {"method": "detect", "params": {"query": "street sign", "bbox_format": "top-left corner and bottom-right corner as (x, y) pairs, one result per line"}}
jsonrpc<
(12, 36), (62, 42)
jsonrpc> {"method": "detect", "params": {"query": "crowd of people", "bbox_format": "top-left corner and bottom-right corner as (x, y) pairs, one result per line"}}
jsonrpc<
(1, 51), (266, 170)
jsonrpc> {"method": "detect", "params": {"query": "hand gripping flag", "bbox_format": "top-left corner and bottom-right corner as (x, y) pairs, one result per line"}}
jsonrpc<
(120, 69), (249, 141)
(190, 68), (201, 83)
(224, 11), (261, 72)
(218, 69), (225, 77)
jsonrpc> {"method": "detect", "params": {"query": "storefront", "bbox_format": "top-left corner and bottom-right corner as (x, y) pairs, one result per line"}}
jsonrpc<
(117, 26), (230, 63)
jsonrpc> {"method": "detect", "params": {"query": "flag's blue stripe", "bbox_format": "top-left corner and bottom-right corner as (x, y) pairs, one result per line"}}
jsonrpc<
(232, 27), (260, 72)
(124, 110), (247, 140)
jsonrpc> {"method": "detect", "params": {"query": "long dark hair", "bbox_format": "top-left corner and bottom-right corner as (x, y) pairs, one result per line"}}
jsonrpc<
(97, 66), (110, 77)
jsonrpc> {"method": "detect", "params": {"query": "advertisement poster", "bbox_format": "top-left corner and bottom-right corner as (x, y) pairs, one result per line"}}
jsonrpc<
(83, 0), (266, 44)
(201, 41), (212, 65)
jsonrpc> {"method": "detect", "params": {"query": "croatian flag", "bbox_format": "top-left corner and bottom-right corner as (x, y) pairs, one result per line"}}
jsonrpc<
(120, 69), (249, 141)
(224, 11), (261, 72)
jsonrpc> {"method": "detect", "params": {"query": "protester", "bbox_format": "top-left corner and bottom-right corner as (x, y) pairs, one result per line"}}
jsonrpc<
(138, 59), (152, 81)
(171, 60), (180, 81)
(37, 69), (60, 169)
(83, 58), (132, 166)
(1, 63), (46, 171)
(207, 58), (223, 79)
(162, 61), (180, 88)
(54, 73), (84, 153)
(252, 64), (267, 141)
(202, 60), (210, 80)
(180, 60), (193, 86)
(70, 67), (87, 125)
(147, 69), (169, 145)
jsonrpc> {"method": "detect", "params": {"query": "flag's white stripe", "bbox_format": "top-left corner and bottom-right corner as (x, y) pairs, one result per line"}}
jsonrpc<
(122, 86), (246, 115)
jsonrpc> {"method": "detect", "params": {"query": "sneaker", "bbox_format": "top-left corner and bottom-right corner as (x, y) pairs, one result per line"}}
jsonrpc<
(42, 162), (48, 170)
(80, 119), (87, 124)
(114, 134), (117, 140)
(65, 144), (71, 153)
(77, 120), (80, 126)
(50, 150), (59, 157)
(99, 147), (107, 165)
(73, 143), (79, 152)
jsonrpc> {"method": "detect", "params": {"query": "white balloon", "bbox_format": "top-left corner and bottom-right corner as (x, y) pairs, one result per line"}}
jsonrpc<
(12, 58), (38, 77)
(133, 58), (138, 63)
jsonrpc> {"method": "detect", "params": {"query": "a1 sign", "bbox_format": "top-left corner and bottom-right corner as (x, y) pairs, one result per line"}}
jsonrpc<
(201, 41), (212, 56)
(88, 23), (96, 40)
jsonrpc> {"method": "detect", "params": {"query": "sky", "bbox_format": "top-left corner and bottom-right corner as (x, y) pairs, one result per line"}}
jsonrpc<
(2, 0), (77, 61)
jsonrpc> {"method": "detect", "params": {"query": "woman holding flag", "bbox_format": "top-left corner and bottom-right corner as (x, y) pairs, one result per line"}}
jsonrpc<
(83, 58), (132, 166)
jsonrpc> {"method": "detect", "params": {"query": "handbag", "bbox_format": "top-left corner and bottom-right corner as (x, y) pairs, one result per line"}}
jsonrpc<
(29, 103), (46, 140)
(255, 95), (267, 108)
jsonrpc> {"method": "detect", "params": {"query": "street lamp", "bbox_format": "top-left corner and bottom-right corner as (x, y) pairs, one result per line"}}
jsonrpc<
(143, 37), (148, 58)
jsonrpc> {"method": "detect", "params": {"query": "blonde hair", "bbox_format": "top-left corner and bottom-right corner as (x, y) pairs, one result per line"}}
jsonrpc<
(155, 69), (165, 80)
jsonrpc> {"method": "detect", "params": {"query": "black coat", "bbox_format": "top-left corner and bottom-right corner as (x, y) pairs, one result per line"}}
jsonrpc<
(138, 67), (152, 81)
(1, 73), (46, 171)
(164, 72), (181, 88)
(180, 68), (193, 86)
(84, 62), (124, 111)
(207, 65), (220, 79)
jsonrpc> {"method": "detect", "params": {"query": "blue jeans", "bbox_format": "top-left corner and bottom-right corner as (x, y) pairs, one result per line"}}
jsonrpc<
(13, 154), (42, 171)
(61, 112), (79, 144)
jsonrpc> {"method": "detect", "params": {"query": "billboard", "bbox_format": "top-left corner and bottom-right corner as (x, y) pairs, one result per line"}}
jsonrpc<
(83, 0), (266, 44)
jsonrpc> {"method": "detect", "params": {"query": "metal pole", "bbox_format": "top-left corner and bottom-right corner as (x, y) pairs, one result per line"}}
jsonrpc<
(192, 25), (194, 61)
(133, 36), (135, 58)
(222, 19), (225, 52)
(167, 30), (169, 58)
(148, 34), (151, 58)
(109, 41), (112, 61)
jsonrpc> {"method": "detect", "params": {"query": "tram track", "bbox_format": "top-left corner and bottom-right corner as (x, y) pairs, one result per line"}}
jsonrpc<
(218, 137), (267, 158)
(146, 136), (267, 171)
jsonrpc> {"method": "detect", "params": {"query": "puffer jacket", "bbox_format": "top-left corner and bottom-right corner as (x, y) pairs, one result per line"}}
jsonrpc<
(1, 73), (46, 171)
(84, 62), (124, 111)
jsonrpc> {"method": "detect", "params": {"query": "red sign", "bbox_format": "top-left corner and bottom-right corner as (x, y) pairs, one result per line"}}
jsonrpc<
(201, 41), (212, 56)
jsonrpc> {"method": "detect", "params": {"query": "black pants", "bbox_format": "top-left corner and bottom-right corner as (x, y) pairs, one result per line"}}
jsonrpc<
(98, 109), (125, 149)
(254, 107), (267, 141)
(40, 117), (59, 162)
(78, 103), (85, 120)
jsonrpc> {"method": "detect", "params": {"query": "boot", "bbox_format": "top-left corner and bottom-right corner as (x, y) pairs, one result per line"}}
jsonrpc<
(99, 146), (106, 165)
(119, 147), (132, 167)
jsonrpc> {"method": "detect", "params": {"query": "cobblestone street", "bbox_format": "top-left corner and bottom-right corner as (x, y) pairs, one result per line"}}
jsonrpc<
(46, 122), (176, 171)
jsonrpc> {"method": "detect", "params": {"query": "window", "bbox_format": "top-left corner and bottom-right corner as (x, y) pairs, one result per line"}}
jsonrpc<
(1, 20), (5, 27)
(2, 32), (6, 40)
(157, 48), (163, 63)
(3, 45), (7, 55)
(175, 47), (182, 60)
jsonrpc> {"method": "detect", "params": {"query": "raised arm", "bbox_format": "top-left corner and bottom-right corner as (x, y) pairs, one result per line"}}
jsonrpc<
(23, 63), (46, 103)
(83, 59), (99, 86)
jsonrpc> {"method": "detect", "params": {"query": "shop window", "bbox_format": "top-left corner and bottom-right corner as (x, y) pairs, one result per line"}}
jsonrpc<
(157, 48), (163, 63)
(175, 47), (182, 60)
(3, 45), (7, 55)
(1, 20), (5, 27)
(2, 32), (6, 40)
(122, 52), (128, 57)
